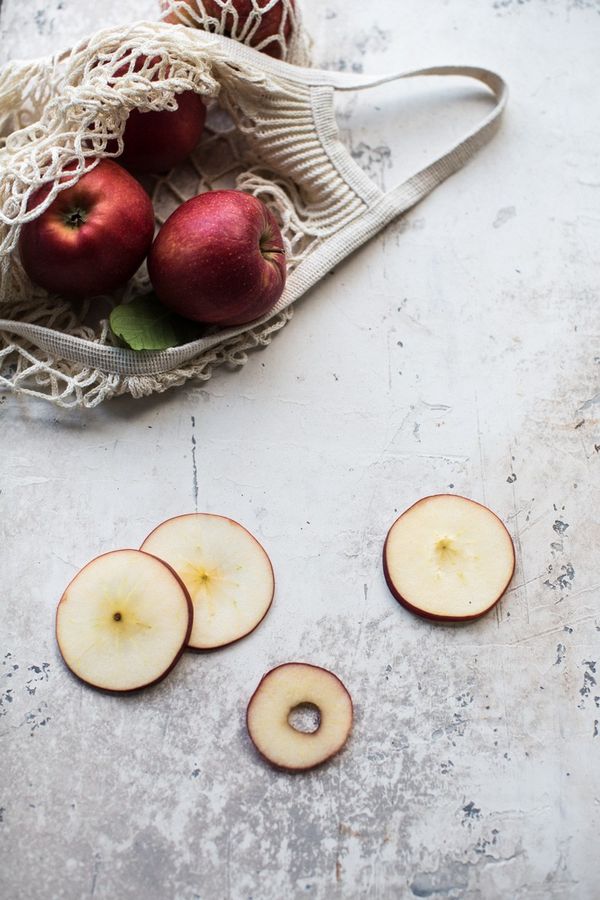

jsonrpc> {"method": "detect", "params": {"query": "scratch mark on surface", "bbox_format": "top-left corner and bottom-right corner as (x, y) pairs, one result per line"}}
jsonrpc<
(90, 853), (101, 897)
(191, 416), (198, 512)
(557, 582), (600, 602)
(422, 401), (452, 412)
(226, 828), (232, 900)
(349, 584), (369, 677)
(577, 391), (600, 413)
(475, 391), (487, 505)
(508, 615), (600, 646)
(508, 449), (529, 623)
(53, 553), (77, 570)
(499, 652), (513, 749)
(518, 511), (546, 535)
(505, 572), (546, 594)
(382, 452), (470, 463)
(8, 476), (50, 487)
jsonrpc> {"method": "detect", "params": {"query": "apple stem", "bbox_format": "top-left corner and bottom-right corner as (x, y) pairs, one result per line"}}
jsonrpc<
(113, 612), (122, 621)
(260, 242), (285, 262)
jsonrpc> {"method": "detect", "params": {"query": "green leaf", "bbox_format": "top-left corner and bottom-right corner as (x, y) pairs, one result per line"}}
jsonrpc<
(110, 295), (196, 351)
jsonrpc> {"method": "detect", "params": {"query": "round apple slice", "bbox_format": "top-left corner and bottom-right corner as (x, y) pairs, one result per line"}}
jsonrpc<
(246, 663), (353, 772)
(56, 550), (193, 692)
(140, 514), (274, 650)
(383, 494), (515, 622)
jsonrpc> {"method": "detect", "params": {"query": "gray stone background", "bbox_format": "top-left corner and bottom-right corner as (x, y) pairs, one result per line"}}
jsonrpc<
(1, 0), (599, 898)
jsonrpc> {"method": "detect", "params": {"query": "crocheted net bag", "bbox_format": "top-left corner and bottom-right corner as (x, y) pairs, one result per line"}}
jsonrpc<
(0, 19), (506, 408)
(159, 0), (310, 64)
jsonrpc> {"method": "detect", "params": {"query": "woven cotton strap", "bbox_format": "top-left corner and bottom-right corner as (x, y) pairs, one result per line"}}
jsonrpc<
(329, 65), (507, 216)
(0, 43), (507, 377)
(268, 63), (507, 308)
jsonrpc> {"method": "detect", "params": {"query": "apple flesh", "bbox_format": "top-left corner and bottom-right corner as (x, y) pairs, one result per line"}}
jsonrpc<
(147, 190), (286, 326)
(162, 0), (295, 59)
(140, 513), (274, 649)
(246, 663), (353, 771)
(383, 494), (516, 621)
(55, 549), (193, 692)
(18, 160), (155, 300)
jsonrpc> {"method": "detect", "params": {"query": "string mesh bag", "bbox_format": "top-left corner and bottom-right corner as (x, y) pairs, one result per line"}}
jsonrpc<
(0, 22), (507, 408)
(159, 0), (309, 64)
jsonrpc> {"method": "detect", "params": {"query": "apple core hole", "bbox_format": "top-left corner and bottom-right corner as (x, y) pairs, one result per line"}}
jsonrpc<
(113, 612), (122, 622)
(288, 703), (321, 734)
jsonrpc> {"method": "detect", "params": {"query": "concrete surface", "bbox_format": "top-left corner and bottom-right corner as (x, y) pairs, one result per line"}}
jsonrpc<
(1, 0), (600, 898)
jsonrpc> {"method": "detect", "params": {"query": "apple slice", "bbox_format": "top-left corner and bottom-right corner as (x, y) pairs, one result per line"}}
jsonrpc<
(56, 549), (192, 692)
(246, 663), (353, 771)
(383, 494), (515, 621)
(140, 514), (274, 650)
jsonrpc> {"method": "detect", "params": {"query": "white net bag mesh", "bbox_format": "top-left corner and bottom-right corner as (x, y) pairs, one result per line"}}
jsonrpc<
(0, 16), (507, 408)
(0, 20), (320, 407)
(159, 0), (309, 64)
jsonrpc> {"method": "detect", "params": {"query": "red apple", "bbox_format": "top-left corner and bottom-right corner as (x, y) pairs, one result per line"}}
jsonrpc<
(117, 92), (206, 174)
(19, 160), (155, 300)
(110, 55), (206, 173)
(161, 0), (295, 59)
(148, 190), (286, 326)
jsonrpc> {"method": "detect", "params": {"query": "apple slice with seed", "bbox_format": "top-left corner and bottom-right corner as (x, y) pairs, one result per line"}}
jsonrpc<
(140, 514), (274, 650)
(383, 494), (515, 621)
(56, 549), (193, 692)
(246, 663), (354, 771)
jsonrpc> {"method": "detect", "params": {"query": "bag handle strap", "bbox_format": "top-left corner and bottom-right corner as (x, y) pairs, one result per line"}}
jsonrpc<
(321, 65), (507, 217)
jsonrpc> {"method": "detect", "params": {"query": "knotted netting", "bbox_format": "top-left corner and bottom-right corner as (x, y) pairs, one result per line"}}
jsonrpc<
(0, 11), (507, 408)
(0, 17), (325, 407)
(159, 0), (309, 63)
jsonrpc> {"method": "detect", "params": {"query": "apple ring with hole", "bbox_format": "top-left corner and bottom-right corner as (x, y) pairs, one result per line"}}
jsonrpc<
(383, 494), (515, 622)
(55, 549), (193, 692)
(141, 513), (274, 650)
(246, 663), (353, 771)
